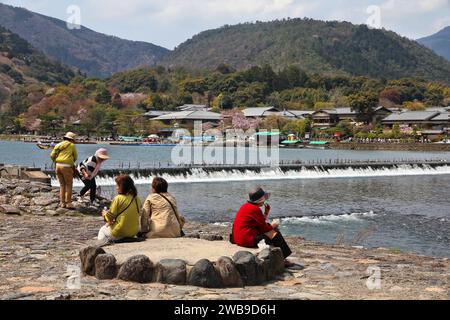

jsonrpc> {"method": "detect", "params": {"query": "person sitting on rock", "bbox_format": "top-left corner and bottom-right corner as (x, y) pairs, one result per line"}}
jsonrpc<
(231, 187), (298, 268)
(50, 132), (78, 210)
(140, 177), (185, 238)
(77, 148), (110, 205)
(98, 175), (141, 241)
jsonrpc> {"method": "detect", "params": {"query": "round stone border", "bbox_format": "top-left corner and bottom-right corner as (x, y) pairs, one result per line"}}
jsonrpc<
(79, 245), (285, 288)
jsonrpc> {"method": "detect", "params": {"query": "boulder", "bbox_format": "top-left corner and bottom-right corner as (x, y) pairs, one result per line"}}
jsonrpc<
(0, 204), (20, 215)
(257, 249), (272, 280)
(95, 254), (117, 280)
(0, 185), (7, 194)
(188, 259), (221, 288)
(79, 246), (106, 276)
(117, 255), (154, 283)
(155, 259), (187, 285)
(55, 208), (69, 215)
(74, 203), (101, 215)
(214, 256), (243, 287)
(33, 196), (58, 207)
(233, 251), (262, 286)
(270, 247), (285, 275)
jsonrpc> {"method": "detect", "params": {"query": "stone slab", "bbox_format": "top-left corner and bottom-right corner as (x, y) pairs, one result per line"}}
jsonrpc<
(104, 238), (259, 266)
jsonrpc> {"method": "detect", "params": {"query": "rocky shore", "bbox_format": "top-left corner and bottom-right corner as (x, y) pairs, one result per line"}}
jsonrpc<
(0, 178), (449, 300)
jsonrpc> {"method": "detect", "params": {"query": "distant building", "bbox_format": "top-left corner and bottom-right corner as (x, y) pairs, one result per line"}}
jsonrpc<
(242, 107), (306, 119)
(143, 111), (174, 119)
(382, 111), (441, 128)
(151, 110), (222, 128)
(312, 107), (392, 128)
(177, 104), (210, 112)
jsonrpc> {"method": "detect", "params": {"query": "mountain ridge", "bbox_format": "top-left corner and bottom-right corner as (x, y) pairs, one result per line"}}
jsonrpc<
(0, 3), (170, 78)
(163, 19), (450, 84)
(417, 26), (450, 61)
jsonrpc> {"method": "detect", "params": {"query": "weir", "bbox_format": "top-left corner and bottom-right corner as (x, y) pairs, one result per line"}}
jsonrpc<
(42, 158), (450, 181)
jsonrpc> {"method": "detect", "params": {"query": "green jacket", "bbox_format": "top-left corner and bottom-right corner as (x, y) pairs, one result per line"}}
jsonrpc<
(50, 141), (78, 165)
(105, 194), (142, 238)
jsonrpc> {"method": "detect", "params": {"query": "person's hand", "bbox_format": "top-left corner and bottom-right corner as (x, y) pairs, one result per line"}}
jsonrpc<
(264, 203), (271, 216)
(271, 219), (280, 229)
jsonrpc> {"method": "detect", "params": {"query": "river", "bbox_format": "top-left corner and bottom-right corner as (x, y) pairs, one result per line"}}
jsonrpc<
(1, 140), (450, 257)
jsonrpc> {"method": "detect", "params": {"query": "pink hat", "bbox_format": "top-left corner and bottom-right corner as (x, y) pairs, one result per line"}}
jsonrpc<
(95, 148), (110, 160)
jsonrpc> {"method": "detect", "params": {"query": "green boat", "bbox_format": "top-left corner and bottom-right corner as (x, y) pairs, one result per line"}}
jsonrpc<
(306, 141), (330, 149)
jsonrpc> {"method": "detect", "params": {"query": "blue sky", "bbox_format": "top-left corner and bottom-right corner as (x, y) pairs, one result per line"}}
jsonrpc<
(1, 0), (449, 49)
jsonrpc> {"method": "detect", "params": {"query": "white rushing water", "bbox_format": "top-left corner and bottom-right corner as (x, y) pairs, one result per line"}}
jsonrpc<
(52, 164), (450, 187)
(281, 211), (377, 225)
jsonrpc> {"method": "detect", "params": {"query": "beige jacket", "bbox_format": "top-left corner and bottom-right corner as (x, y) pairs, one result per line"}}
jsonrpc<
(140, 193), (185, 238)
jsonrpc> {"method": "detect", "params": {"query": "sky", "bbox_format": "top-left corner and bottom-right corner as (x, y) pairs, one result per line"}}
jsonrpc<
(1, 0), (449, 49)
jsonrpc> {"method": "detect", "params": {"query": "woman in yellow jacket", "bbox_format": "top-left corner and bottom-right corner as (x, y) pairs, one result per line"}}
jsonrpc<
(99, 175), (141, 241)
(50, 132), (78, 209)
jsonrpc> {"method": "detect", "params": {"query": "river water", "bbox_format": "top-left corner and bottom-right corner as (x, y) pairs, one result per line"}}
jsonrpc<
(1, 141), (450, 257)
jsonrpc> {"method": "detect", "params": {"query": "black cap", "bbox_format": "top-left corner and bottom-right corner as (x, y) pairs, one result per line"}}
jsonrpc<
(249, 187), (270, 204)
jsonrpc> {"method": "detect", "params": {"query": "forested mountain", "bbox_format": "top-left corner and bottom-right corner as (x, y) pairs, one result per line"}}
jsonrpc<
(164, 19), (450, 84)
(0, 24), (75, 105)
(418, 26), (450, 61)
(0, 3), (170, 78)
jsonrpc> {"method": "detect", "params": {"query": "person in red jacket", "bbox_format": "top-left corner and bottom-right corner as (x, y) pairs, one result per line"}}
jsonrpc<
(231, 187), (294, 265)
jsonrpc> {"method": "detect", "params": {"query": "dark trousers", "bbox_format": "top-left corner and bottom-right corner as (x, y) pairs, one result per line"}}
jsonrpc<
(79, 177), (97, 202)
(255, 231), (292, 259)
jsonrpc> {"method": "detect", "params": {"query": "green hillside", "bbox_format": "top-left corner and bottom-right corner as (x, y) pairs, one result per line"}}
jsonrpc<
(164, 19), (450, 84)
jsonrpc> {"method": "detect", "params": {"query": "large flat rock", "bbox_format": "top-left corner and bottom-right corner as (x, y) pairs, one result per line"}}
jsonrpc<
(104, 238), (259, 265)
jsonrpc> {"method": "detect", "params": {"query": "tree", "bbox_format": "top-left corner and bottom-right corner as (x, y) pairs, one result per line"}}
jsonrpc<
(349, 92), (379, 124)
(282, 118), (310, 137)
(112, 93), (123, 109)
(95, 87), (112, 104)
(261, 115), (289, 131)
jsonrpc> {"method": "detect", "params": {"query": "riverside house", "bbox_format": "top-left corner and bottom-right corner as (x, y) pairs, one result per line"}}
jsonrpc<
(150, 110), (222, 129)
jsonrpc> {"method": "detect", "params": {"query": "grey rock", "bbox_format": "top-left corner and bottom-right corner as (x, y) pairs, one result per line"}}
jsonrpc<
(0, 204), (20, 215)
(45, 210), (59, 216)
(14, 186), (28, 195)
(200, 234), (224, 241)
(270, 248), (285, 275)
(11, 195), (30, 207)
(33, 196), (57, 206)
(117, 255), (154, 283)
(188, 259), (222, 288)
(95, 254), (117, 280)
(74, 203), (101, 215)
(0, 195), (8, 205)
(185, 233), (200, 239)
(257, 249), (274, 280)
(214, 256), (244, 287)
(232, 251), (262, 286)
(155, 259), (187, 285)
(79, 246), (106, 276)
(0, 185), (7, 194)
(56, 208), (69, 215)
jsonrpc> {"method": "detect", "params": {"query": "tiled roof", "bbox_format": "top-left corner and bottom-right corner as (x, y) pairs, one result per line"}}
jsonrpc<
(153, 110), (222, 121)
(383, 111), (440, 122)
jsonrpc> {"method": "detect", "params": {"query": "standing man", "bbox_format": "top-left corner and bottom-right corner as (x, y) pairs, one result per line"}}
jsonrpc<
(51, 132), (78, 209)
